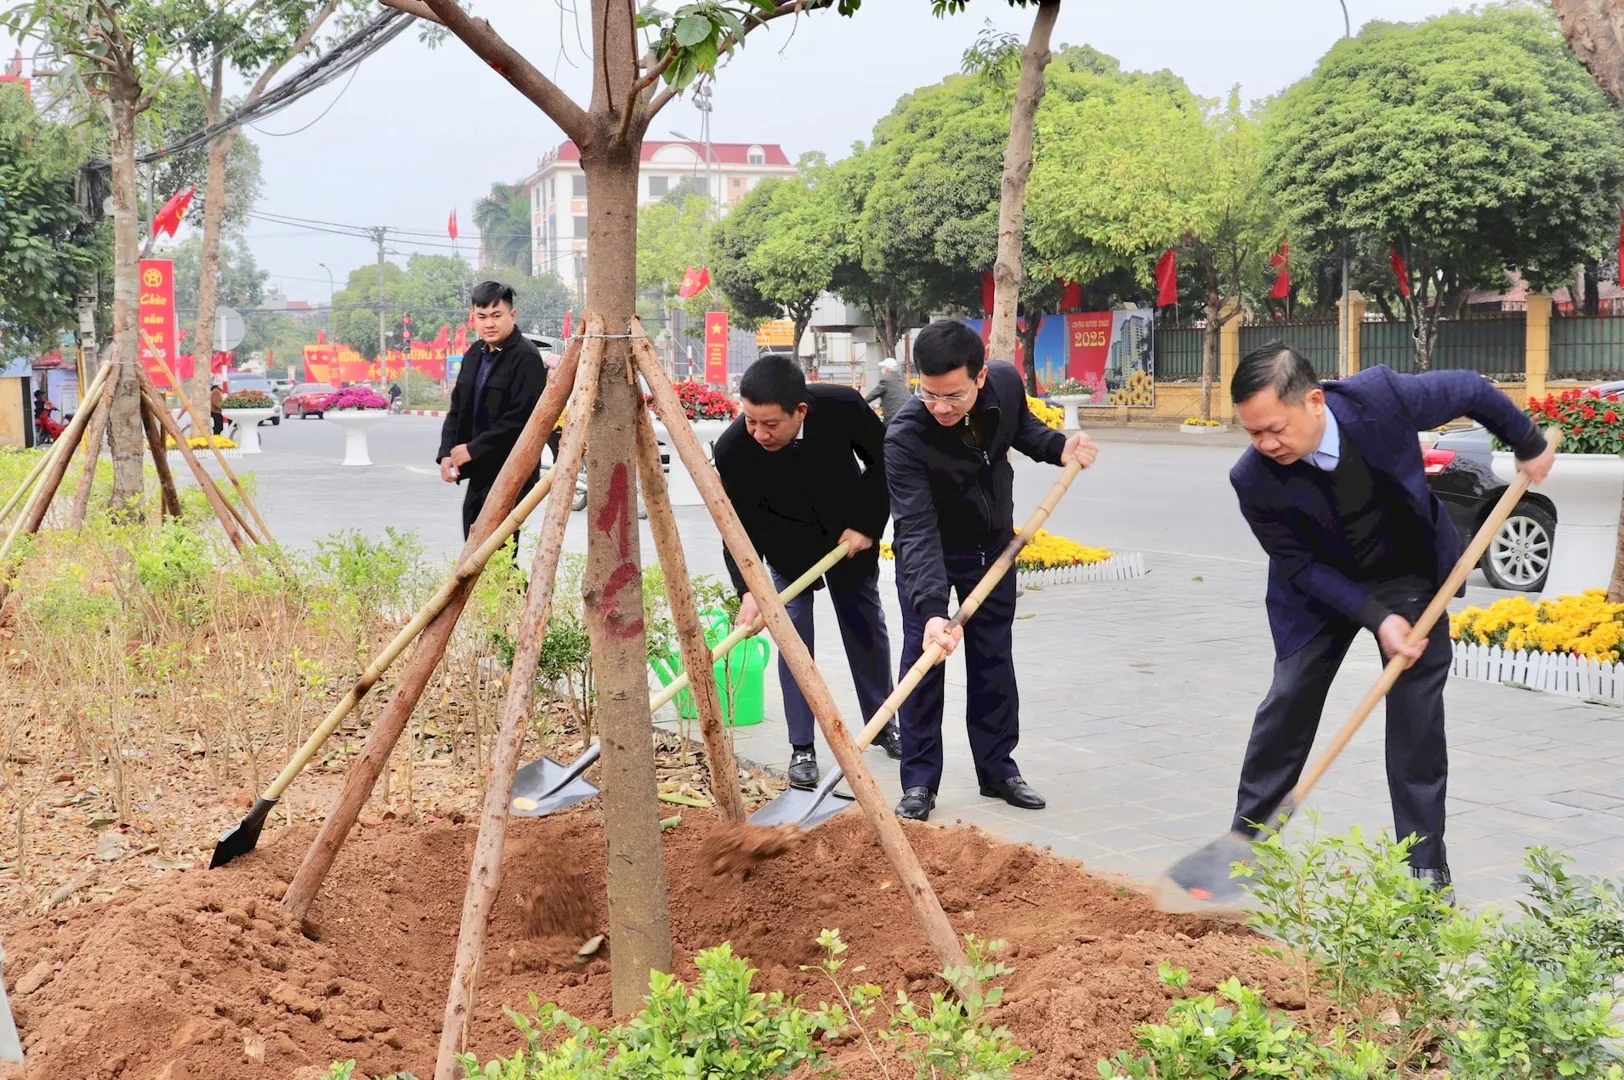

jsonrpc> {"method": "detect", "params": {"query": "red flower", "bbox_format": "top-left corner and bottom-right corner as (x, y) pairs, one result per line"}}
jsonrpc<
(1582, 405), (1598, 420)
(1609, 394), (1621, 403)
(1605, 411), (1619, 423)
(1574, 424), (1585, 434)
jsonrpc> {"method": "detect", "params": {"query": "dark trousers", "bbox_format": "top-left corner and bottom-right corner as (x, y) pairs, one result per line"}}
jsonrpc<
(897, 549), (1020, 793)
(772, 565), (894, 749)
(1232, 576), (1451, 869)
(461, 472), (536, 559)
(211, 411), (224, 435)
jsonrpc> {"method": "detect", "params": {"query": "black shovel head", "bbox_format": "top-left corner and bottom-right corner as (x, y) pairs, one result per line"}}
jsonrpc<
(747, 785), (856, 830)
(509, 755), (600, 817)
(211, 796), (277, 869)
(1155, 830), (1258, 914)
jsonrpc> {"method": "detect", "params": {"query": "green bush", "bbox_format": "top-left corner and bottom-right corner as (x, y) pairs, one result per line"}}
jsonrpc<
(884, 934), (1030, 1080)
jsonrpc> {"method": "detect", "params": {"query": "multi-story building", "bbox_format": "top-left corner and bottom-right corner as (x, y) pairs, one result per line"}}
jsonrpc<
(517, 139), (797, 298)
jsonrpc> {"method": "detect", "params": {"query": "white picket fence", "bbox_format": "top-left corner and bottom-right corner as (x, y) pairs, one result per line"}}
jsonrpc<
(1450, 641), (1624, 706)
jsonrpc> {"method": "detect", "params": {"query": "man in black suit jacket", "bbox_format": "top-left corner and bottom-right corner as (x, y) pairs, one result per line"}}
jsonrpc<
(714, 355), (899, 789)
(437, 281), (546, 541)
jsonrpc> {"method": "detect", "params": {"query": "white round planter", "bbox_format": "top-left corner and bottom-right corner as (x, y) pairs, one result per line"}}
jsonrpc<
(650, 418), (716, 507)
(1049, 394), (1092, 430)
(227, 407), (277, 454)
(326, 409), (386, 467)
(1180, 422), (1228, 435)
(1491, 451), (1624, 598)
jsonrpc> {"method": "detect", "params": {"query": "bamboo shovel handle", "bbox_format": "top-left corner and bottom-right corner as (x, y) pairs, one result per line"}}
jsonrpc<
(1289, 430), (1558, 806)
(258, 466), (562, 802)
(846, 457), (1087, 756)
(647, 541), (851, 714)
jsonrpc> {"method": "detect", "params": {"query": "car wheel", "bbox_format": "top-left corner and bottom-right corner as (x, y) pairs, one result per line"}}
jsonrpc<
(1481, 500), (1555, 592)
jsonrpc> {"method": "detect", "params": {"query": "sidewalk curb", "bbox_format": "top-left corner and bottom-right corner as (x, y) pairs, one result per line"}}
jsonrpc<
(400, 410), (445, 418)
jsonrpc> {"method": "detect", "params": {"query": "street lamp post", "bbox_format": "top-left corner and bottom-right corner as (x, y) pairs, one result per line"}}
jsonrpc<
(1338, 0), (1352, 378)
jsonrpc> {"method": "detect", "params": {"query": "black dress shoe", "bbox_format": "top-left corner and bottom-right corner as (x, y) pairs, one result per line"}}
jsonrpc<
(787, 749), (818, 790)
(896, 787), (935, 821)
(875, 724), (903, 760)
(979, 775), (1046, 810)
(1410, 865), (1455, 905)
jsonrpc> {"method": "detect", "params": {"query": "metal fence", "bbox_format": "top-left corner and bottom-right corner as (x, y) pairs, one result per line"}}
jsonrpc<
(1549, 314), (1624, 381)
(1361, 315), (1524, 377)
(1153, 326), (1204, 381)
(1239, 319), (1340, 377)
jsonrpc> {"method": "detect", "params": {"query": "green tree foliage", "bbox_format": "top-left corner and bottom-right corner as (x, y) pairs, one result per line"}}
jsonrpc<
(636, 190), (711, 315)
(709, 170), (841, 347)
(139, 80), (262, 229)
(162, 231), (267, 314)
(474, 182), (532, 274)
(1264, 4), (1624, 369)
(0, 84), (103, 352)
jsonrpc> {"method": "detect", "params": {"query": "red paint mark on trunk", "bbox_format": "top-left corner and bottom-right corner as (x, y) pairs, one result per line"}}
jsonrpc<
(601, 561), (644, 639)
(594, 461), (633, 559)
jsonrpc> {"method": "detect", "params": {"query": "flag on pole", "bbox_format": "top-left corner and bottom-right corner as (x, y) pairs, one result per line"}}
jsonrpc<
(1268, 239), (1290, 300)
(151, 187), (195, 238)
(1154, 249), (1178, 307)
(447, 210), (459, 240)
(561, 310), (573, 338)
(677, 266), (711, 298)
(1059, 280), (1081, 312)
(981, 270), (995, 316)
(1389, 249), (1412, 298)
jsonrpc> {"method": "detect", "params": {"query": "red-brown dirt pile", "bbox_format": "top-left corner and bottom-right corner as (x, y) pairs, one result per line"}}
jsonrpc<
(1, 811), (1304, 1079)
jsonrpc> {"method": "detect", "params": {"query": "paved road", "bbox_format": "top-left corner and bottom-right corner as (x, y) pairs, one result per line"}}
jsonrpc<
(212, 414), (1624, 908)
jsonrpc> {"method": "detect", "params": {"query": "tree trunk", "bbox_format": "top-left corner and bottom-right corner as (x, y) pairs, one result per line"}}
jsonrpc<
(1018, 312), (1042, 393)
(1551, 0), (1624, 101)
(986, 0), (1059, 367)
(580, 140), (674, 1010)
(1585, 258), (1601, 316)
(107, 95), (145, 517)
(1410, 296), (1438, 373)
(1200, 292), (1220, 422)
(192, 56), (234, 421)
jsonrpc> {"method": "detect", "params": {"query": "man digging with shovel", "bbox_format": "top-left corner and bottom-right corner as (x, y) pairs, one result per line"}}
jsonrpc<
(715, 354), (902, 791)
(886, 320), (1098, 821)
(1222, 344), (1554, 899)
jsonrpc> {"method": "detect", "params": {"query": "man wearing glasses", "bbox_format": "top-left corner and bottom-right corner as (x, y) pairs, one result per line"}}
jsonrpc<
(885, 319), (1098, 821)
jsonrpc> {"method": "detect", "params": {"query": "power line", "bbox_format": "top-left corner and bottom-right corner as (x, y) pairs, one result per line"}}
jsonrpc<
(249, 64), (360, 137)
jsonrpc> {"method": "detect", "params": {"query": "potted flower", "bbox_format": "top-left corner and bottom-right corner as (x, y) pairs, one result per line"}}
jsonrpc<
(645, 381), (739, 506)
(1180, 416), (1227, 434)
(1045, 378), (1093, 430)
(220, 390), (277, 454)
(1489, 388), (1624, 597)
(322, 386), (390, 467)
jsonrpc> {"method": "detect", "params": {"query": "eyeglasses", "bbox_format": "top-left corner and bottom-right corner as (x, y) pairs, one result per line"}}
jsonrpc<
(917, 387), (976, 405)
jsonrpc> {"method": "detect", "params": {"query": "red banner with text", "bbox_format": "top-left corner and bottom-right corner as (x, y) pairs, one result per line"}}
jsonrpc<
(139, 259), (182, 387)
(704, 311), (729, 385)
(1064, 312), (1114, 383)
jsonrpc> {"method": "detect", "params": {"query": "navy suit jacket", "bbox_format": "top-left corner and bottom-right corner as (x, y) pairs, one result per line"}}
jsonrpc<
(1230, 366), (1547, 659)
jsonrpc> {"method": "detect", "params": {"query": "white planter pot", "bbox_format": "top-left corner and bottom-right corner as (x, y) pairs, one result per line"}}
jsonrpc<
(649, 416), (731, 507)
(226, 407), (277, 454)
(1049, 394), (1092, 430)
(1180, 422), (1228, 435)
(326, 409), (386, 467)
(1491, 451), (1624, 598)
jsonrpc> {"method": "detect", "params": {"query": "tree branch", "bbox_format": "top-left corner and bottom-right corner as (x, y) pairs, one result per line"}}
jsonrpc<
(245, 0), (343, 102)
(639, 0), (831, 126)
(378, 0), (444, 26)
(418, 0), (590, 140)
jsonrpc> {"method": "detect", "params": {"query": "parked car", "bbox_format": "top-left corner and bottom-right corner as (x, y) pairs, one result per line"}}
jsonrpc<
(282, 382), (337, 419)
(1424, 425), (1557, 592)
(223, 372), (281, 425)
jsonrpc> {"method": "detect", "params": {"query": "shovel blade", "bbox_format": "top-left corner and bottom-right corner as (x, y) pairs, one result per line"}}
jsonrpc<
(1155, 830), (1257, 914)
(210, 796), (276, 869)
(747, 786), (856, 830)
(510, 755), (600, 817)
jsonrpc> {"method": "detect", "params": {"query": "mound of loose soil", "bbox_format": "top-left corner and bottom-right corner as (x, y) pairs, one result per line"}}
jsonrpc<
(1, 811), (1305, 1079)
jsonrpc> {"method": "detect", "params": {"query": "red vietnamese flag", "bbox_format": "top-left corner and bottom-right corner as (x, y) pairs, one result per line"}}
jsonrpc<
(704, 311), (729, 385)
(447, 209), (458, 240)
(452, 325), (468, 354)
(561, 310), (573, 338)
(1154, 249), (1178, 307)
(1059, 280), (1081, 312)
(1268, 239), (1290, 300)
(694, 266), (711, 293)
(981, 270), (995, 316)
(677, 267), (699, 297)
(151, 187), (194, 239)
(1389, 248), (1412, 298)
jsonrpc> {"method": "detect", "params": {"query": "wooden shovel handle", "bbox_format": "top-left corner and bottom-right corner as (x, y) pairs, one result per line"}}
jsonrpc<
(1288, 429), (1559, 807)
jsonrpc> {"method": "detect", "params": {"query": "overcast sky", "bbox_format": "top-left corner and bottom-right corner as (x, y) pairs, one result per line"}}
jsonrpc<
(22, 0), (1476, 301)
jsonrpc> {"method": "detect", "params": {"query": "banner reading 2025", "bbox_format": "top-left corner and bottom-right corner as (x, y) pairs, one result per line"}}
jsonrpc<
(138, 259), (180, 387)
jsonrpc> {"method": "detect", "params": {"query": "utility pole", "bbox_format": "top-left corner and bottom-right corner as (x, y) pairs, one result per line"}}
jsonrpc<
(374, 226), (388, 370)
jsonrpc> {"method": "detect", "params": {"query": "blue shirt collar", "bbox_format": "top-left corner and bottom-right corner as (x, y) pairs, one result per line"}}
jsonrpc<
(1308, 406), (1340, 471)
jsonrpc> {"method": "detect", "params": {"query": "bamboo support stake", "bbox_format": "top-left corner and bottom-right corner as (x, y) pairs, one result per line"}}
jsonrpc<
(433, 330), (605, 1080)
(0, 361), (113, 568)
(69, 367), (117, 529)
(142, 333), (277, 547)
(142, 396), (183, 520)
(283, 333), (584, 920)
(633, 403), (744, 823)
(138, 382), (248, 555)
(630, 323), (968, 974)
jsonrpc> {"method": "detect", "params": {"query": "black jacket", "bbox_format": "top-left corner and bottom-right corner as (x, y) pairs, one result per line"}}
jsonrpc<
(436, 330), (546, 484)
(714, 383), (889, 596)
(886, 360), (1065, 620)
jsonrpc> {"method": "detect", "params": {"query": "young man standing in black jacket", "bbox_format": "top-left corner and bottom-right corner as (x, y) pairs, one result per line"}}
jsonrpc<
(715, 355), (901, 789)
(886, 320), (1097, 821)
(437, 280), (547, 541)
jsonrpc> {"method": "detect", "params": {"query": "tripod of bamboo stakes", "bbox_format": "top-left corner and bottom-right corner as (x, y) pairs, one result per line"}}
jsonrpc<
(0, 344), (277, 609)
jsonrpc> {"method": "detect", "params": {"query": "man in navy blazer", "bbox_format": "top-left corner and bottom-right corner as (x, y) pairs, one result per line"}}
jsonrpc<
(1228, 343), (1554, 893)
